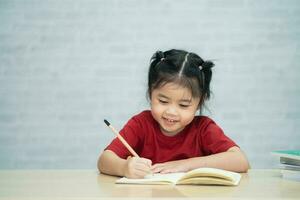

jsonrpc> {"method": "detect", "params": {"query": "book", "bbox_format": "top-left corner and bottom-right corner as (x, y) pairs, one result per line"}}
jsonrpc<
(116, 167), (241, 186)
(271, 150), (300, 166)
(272, 150), (300, 182)
(281, 169), (300, 181)
(279, 163), (300, 171)
(271, 150), (300, 160)
(280, 157), (300, 166)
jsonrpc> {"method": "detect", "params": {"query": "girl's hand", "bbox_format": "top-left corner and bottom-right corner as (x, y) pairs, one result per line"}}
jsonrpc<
(123, 156), (152, 179)
(151, 159), (190, 174)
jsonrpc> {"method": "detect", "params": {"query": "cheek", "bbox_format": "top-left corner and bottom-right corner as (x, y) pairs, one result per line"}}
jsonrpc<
(151, 102), (162, 119)
(151, 105), (161, 121)
(181, 110), (197, 124)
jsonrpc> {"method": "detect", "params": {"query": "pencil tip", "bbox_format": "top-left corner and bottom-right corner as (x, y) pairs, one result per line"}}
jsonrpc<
(104, 119), (110, 126)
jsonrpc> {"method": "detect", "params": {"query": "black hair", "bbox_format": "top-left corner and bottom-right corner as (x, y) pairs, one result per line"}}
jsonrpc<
(147, 49), (214, 113)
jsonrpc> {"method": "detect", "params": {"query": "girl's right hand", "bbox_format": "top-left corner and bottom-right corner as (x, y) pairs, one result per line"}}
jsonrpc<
(123, 156), (152, 179)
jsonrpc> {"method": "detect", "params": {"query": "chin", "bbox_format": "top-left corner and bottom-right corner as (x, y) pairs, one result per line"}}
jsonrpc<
(161, 127), (182, 135)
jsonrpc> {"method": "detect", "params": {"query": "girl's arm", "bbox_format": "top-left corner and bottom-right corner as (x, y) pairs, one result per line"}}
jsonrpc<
(151, 146), (250, 174)
(98, 150), (152, 178)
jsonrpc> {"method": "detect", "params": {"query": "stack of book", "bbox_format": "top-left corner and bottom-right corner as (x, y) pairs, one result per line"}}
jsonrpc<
(272, 150), (300, 181)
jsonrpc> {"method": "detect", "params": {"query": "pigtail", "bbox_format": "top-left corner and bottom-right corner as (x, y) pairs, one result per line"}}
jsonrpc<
(148, 51), (165, 97)
(150, 51), (165, 69)
(201, 60), (214, 100)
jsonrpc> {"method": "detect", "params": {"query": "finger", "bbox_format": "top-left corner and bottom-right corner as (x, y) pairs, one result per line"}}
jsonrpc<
(159, 168), (172, 174)
(132, 164), (153, 178)
(135, 158), (152, 169)
(133, 169), (150, 179)
(151, 165), (165, 173)
(151, 163), (162, 168)
(151, 163), (163, 170)
(135, 163), (152, 174)
(137, 158), (152, 165)
(145, 159), (152, 168)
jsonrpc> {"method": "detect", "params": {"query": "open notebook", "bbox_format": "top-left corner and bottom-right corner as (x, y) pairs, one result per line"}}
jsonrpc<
(116, 167), (241, 186)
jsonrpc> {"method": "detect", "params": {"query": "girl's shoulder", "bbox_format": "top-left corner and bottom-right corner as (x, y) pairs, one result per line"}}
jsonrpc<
(193, 115), (219, 129)
(128, 110), (155, 126)
(194, 115), (215, 123)
(132, 110), (152, 120)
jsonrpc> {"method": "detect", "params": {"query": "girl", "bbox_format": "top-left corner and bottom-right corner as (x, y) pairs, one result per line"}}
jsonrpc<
(98, 49), (249, 178)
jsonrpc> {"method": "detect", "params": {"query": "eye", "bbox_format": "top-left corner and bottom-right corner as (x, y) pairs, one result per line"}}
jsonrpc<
(159, 99), (168, 104)
(179, 104), (190, 108)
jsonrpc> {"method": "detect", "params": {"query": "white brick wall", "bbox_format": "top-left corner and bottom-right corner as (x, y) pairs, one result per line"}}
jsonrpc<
(0, 0), (299, 169)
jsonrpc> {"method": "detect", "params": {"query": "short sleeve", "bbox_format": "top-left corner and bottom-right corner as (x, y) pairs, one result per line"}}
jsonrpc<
(201, 121), (237, 155)
(105, 115), (143, 159)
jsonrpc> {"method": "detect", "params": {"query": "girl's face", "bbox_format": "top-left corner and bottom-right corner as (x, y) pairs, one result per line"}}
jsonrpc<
(150, 82), (200, 136)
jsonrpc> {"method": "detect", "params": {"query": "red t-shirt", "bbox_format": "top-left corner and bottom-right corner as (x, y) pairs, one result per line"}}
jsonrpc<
(105, 110), (237, 164)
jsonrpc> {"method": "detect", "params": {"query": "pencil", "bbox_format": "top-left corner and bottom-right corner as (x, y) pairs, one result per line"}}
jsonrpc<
(104, 119), (139, 157)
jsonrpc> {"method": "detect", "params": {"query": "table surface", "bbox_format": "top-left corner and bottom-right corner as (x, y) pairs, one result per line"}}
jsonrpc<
(0, 169), (300, 200)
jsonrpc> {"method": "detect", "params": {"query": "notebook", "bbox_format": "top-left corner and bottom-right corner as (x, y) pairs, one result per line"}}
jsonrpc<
(116, 167), (241, 186)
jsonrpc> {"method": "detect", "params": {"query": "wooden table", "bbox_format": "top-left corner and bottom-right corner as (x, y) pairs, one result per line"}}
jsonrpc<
(0, 169), (299, 199)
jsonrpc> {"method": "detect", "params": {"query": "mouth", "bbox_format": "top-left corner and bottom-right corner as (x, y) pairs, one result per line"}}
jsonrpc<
(162, 117), (178, 124)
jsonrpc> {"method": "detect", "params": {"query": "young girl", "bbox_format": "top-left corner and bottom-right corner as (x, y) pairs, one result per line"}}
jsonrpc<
(98, 49), (249, 178)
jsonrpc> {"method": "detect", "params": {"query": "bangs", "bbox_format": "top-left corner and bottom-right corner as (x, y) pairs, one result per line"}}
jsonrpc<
(151, 72), (202, 99)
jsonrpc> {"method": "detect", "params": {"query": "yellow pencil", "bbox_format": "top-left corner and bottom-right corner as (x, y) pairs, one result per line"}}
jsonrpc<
(104, 119), (139, 158)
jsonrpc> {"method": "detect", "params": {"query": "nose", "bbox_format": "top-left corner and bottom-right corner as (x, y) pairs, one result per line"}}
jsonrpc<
(165, 105), (178, 116)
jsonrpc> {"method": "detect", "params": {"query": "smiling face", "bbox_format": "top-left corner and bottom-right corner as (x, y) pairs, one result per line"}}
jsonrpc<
(150, 82), (200, 136)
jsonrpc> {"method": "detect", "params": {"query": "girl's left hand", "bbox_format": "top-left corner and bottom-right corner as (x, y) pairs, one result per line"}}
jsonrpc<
(151, 160), (189, 174)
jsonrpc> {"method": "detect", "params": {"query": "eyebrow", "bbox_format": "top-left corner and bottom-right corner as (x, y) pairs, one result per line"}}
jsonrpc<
(157, 93), (192, 103)
(157, 94), (169, 99)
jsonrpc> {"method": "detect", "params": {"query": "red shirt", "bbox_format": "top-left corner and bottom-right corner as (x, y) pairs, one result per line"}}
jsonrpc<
(105, 110), (237, 164)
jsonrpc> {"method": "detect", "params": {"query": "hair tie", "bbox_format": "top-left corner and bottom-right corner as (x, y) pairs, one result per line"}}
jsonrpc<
(160, 58), (165, 61)
(199, 65), (203, 70)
